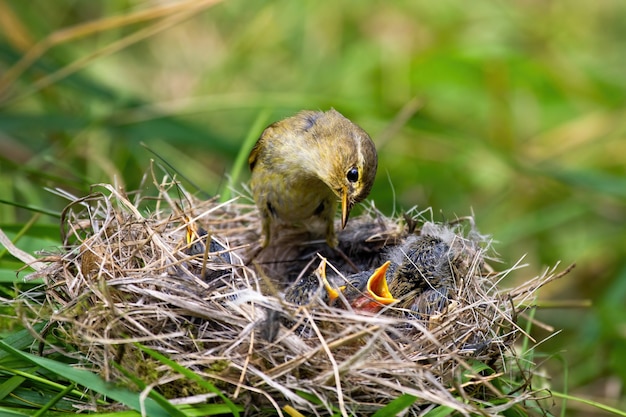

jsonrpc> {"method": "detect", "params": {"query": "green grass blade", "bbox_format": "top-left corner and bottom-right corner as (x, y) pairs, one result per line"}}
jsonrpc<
(552, 391), (626, 416)
(0, 341), (173, 417)
(0, 376), (26, 401)
(32, 382), (76, 417)
(135, 343), (241, 416)
(221, 108), (272, 202)
(0, 324), (45, 361)
(541, 167), (626, 198)
(371, 393), (418, 417)
(0, 198), (61, 218)
(112, 361), (186, 417)
(0, 407), (29, 416)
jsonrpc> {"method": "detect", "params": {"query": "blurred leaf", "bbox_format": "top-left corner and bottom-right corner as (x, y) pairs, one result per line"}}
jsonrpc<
(0, 375), (26, 401)
(0, 44), (119, 104)
(540, 167), (626, 198)
(0, 200), (61, 219)
(0, 225), (61, 257)
(0, 268), (20, 284)
(0, 324), (44, 358)
(0, 407), (29, 416)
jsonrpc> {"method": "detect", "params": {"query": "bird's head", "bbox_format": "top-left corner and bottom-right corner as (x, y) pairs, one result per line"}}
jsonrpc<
(297, 108), (378, 228)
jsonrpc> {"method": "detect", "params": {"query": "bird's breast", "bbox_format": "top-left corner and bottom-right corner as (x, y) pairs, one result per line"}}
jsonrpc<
(253, 169), (337, 223)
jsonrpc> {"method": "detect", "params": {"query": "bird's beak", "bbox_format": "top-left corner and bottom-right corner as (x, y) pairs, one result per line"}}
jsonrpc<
(365, 261), (397, 305)
(350, 261), (397, 313)
(317, 259), (345, 301)
(341, 188), (350, 229)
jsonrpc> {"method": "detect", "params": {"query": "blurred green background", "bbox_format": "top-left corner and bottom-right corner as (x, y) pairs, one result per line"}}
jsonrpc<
(1, 0), (625, 415)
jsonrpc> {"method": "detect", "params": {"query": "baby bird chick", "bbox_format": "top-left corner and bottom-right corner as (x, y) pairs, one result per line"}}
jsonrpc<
(284, 259), (396, 313)
(387, 234), (456, 320)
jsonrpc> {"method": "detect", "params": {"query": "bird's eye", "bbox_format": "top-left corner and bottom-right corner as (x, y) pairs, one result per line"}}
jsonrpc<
(347, 167), (359, 183)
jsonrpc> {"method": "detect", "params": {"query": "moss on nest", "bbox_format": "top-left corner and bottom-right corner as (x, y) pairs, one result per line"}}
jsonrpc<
(19, 172), (571, 416)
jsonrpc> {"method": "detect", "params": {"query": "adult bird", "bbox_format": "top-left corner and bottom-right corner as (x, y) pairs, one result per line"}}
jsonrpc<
(248, 109), (378, 248)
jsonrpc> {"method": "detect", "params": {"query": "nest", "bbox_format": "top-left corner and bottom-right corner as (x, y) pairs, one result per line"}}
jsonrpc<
(17, 171), (570, 416)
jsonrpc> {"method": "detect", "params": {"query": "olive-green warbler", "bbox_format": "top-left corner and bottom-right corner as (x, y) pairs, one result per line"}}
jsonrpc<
(248, 109), (377, 247)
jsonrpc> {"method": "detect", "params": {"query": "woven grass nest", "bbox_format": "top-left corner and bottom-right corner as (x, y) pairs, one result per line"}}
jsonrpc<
(22, 172), (570, 416)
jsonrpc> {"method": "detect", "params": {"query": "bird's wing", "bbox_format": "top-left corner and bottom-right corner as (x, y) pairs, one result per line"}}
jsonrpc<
(247, 137), (263, 171)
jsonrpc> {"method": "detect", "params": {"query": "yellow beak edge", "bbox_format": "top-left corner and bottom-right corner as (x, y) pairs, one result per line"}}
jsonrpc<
(366, 261), (397, 305)
(341, 189), (350, 229)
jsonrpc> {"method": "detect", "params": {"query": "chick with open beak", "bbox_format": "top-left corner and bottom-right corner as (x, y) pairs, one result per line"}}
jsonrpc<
(341, 261), (397, 313)
(331, 234), (457, 317)
(284, 259), (397, 313)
